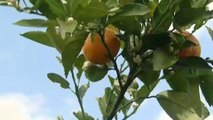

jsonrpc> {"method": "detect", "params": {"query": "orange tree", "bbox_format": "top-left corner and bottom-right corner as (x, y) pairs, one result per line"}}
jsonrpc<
(1, 0), (213, 120)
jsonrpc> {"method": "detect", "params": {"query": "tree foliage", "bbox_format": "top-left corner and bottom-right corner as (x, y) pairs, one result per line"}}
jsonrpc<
(1, 0), (213, 120)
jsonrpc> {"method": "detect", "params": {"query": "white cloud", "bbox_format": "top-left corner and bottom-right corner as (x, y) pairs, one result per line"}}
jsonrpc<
(0, 93), (54, 120)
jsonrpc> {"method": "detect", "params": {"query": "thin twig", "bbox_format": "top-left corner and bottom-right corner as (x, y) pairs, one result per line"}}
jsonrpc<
(117, 95), (157, 113)
(106, 67), (138, 120)
(71, 69), (86, 119)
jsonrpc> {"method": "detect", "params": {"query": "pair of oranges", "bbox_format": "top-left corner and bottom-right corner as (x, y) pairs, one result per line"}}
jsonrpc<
(82, 28), (201, 65)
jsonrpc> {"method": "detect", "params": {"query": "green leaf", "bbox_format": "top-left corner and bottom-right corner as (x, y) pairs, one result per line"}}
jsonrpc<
(47, 73), (70, 89)
(153, 48), (179, 70)
(112, 17), (142, 34)
(116, 3), (150, 16)
(79, 82), (90, 99)
(200, 72), (213, 106)
(29, 0), (57, 19)
(189, 0), (207, 8)
(57, 116), (64, 120)
(206, 26), (213, 41)
(97, 87), (116, 116)
(15, 19), (50, 27)
(73, 111), (94, 120)
(21, 31), (53, 47)
(157, 0), (173, 14)
(175, 57), (212, 78)
(109, 3), (150, 23)
(151, 0), (181, 33)
(157, 91), (209, 120)
(75, 55), (86, 80)
(43, 0), (67, 19)
(174, 1), (206, 28)
(83, 63), (108, 82)
(119, 0), (135, 6)
(134, 80), (159, 104)
(138, 58), (160, 85)
(62, 31), (88, 77)
(141, 32), (172, 52)
(46, 26), (68, 52)
(73, 1), (108, 22)
(166, 57), (212, 92)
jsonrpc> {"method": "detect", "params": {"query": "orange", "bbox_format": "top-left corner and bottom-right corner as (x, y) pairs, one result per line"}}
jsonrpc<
(177, 31), (201, 58)
(82, 28), (120, 65)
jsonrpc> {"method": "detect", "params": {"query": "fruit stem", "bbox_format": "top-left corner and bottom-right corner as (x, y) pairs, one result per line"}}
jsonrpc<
(99, 29), (123, 88)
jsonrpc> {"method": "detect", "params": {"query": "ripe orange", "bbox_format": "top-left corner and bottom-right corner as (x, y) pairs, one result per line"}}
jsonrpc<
(82, 28), (120, 65)
(177, 31), (201, 58)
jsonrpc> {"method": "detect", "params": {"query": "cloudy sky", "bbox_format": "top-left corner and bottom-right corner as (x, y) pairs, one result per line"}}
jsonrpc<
(1, 3), (213, 120)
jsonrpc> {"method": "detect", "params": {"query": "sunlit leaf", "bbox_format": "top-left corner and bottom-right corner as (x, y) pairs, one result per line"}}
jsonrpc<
(15, 19), (50, 27)
(189, 0), (207, 8)
(21, 31), (53, 47)
(79, 82), (90, 99)
(73, 111), (94, 120)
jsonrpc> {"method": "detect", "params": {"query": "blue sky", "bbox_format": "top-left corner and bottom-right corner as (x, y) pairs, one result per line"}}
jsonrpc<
(0, 5), (213, 120)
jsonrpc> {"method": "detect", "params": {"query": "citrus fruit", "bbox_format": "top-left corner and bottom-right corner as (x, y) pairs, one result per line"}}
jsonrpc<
(177, 31), (201, 58)
(82, 28), (120, 65)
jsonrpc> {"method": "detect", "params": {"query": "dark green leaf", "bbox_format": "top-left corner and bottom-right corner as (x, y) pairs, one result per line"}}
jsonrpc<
(138, 58), (160, 85)
(153, 48), (179, 70)
(79, 82), (90, 99)
(116, 3), (150, 16)
(200, 72), (213, 106)
(73, 1), (108, 22)
(43, 0), (67, 19)
(29, 0), (58, 19)
(47, 73), (70, 89)
(62, 31), (88, 77)
(21, 31), (53, 47)
(141, 32), (172, 52)
(151, 0), (181, 33)
(157, 0), (173, 14)
(157, 91), (209, 120)
(166, 57), (212, 92)
(175, 57), (212, 78)
(112, 17), (142, 34)
(15, 19), (50, 27)
(206, 26), (213, 42)
(174, 1), (206, 28)
(73, 111), (94, 120)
